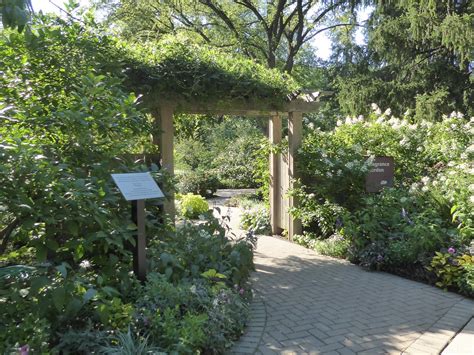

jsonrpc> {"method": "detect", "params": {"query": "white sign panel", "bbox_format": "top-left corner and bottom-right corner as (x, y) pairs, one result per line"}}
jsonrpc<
(111, 172), (164, 201)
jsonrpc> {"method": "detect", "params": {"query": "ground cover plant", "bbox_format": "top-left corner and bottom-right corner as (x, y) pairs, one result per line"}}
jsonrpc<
(291, 107), (474, 296)
(239, 199), (272, 236)
(0, 13), (257, 353)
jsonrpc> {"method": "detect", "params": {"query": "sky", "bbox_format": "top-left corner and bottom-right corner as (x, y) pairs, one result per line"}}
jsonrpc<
(31, 0), (369, 61)
(32, 0), (90, 15)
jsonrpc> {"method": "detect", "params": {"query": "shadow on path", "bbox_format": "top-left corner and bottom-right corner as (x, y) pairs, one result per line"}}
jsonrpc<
(230, 236), (474, 355)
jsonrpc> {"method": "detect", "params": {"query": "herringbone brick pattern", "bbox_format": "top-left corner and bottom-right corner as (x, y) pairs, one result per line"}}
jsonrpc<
(230, 236), (474, 355)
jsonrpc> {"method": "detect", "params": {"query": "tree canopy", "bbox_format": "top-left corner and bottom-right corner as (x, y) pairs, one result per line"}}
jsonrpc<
(98, 0), (365, 72)
(0, 0), (32, 32)
(332, 0), (474, 119)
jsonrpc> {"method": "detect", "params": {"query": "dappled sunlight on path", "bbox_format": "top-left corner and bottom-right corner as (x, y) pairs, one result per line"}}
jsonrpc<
(230, 236), (474, 355)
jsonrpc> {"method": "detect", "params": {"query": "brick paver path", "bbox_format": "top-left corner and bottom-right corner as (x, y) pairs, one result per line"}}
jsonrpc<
(231, 236), (474, 355)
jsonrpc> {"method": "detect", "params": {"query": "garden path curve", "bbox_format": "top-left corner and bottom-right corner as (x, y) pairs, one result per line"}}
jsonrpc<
(230, 236), (474, 355)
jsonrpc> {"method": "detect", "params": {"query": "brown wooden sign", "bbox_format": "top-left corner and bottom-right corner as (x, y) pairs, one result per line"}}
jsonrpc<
(366, 156), (394, 192)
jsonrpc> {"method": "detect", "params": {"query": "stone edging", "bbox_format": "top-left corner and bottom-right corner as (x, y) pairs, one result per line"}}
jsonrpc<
(229, 291), (268, 354)
(402, 298), (474, 355)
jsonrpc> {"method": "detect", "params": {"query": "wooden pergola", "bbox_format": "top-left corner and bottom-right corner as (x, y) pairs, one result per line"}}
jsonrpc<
(147, 92), (323, 240)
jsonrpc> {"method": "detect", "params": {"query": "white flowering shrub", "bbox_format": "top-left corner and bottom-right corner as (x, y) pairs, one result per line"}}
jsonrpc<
(294, 108), (473, 294)
(296, 130), (372, 208)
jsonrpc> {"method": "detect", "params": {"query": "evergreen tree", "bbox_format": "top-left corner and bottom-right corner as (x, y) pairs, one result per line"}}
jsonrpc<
(333, 0), (473, 119)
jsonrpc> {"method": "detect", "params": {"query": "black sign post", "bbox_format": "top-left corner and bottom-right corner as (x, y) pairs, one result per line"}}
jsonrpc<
(131, 199), (146, 281)
(111, 172), (164, 283)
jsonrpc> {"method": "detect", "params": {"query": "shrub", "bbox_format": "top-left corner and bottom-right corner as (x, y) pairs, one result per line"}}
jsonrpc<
(178, 194), (209, 219)
(0, 18), (256, 352)
(240, 203), (271, 235)
(176, 170), (219, 197)
(175, 119), (268, 191)
(1, 211), (255, 353)
(428, 252), (474, 292)
(288, 195), (349, 238)
(313, 235), (350, 259)
(0, 22), (164, 352)
(142, 219), (255, 353)
(294, 233), (349, 258)
(291, 109), (473, 295)
(294, 233), (349, 259)
(215, 135), (263, 188)
(384, 239), (420, 266)
(54, 328), (109, 353)
(458, 263), (474, 297)
(345, 188), (452, 269)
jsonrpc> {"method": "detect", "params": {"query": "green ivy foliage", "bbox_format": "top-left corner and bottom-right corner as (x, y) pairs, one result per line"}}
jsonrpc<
(121, 34), (300, 105)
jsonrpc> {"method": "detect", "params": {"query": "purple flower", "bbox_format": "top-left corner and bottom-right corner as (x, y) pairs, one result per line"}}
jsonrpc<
(239, 288), (245, 296)
(448, 247), (456, 254)
(376, 254), (384, 262)
(19, 345), (29, 355)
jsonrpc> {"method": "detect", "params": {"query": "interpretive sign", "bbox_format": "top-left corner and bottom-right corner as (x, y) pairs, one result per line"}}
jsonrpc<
(365, 156), (394, 193)
(111, 172), (164, 201)
(111, 172), (164, 282)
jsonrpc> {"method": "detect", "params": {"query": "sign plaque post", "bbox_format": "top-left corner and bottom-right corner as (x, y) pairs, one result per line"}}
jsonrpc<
(131, 199), (146, 281)
(111, 172), (164, 281)
(365, 156), (395, 193)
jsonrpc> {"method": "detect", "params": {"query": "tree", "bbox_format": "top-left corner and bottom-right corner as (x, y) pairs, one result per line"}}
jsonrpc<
(332, 0), (474, 119)
(0, 0), (32, 32)
(98, 0), (363, 73)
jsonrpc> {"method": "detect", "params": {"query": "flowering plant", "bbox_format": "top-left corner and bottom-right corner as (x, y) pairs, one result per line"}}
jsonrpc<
(293, 107), (473, 294)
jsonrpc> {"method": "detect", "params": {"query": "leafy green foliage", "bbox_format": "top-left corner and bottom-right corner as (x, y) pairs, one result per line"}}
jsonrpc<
(346, 188), (449, 268)
(175, 118), (268, 191)
(333, 1), (474, 119)
(215, 135), (265, 189)
(428, 252), (474, 294)
(0, 0), (32, 32)
(176, 170), (219, 197)
(100, 328), (165, 355)
(134, 273), (249, 353)
(149, 219), (255, 287)
(294, 233), (350, 259)
(0, 15), (256, 353)
(240, 203), (271, 235)
(99, 0), (361, 73)
(178, 194), (209, 219)
(53, 328), (110, 353)
(292, 109), (473, 294)
(124, 34), (299, 103)
(458, 263), (474, 297)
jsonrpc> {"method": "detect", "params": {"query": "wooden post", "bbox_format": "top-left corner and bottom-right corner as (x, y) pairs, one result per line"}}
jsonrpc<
(269, 114), (282, 235)
(131, 200), (146, 281)
(288, 111), (303, 240)
(158, 104), (176, 218)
